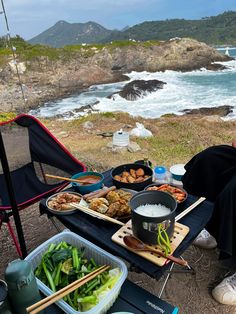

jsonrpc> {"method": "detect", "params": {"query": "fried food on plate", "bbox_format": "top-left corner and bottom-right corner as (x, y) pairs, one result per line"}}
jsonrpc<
(114, 167), (150, 183)
(88, 189), (132, 218)
(47, 192), (81, 211)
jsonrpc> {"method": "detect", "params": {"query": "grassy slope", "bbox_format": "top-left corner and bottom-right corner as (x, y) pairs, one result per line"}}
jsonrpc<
(39, 112), (236, 170)
(0, 38), (160, 65)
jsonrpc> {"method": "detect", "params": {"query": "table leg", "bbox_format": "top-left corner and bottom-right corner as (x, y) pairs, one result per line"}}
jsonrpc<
(158, 262), (174, 298)
(158, 256), (196, 298)
(49, 216), (62, 233)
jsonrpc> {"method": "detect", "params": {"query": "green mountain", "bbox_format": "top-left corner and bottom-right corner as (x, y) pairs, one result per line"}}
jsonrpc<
(29, 11), (236, 47)
(114, 11), (236, 45)
(29, 20), (113, 47)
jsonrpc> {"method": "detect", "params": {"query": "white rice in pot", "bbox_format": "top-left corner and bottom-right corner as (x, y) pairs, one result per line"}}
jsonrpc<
(135, 203), (171, 217)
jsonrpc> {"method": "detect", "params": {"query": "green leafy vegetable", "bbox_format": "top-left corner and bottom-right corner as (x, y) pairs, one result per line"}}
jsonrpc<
(34, 242), (121, 312)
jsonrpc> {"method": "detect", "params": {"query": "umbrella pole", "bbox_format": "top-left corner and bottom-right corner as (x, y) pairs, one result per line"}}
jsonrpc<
(0, 131), (27, 258)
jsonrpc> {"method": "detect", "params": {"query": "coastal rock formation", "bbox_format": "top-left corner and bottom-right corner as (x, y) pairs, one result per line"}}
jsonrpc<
(0, 38), (232, 112)
(117, 79), (166, 101)
(92, 38), (232, 72)
(205, 63), (228, 71)
(182, 105), (233, 117)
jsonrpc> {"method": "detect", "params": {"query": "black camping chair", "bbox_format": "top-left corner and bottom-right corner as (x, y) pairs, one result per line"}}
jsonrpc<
(0, 114), (86, 258)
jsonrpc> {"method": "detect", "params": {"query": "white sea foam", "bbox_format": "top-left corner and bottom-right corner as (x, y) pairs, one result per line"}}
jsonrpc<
(30, 51), (236, 120)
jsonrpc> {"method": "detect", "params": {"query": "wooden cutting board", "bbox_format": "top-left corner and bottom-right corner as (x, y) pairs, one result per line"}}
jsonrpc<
(112, 220), (189, 267)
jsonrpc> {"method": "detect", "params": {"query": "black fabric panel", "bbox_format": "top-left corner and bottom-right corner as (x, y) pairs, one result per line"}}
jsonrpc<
(0, 115), (86, 209)
(0, 163), (63, 207)
(183, 144), (236, 258)
(15, 115), (85, 175)
(183, 145), (236, 202)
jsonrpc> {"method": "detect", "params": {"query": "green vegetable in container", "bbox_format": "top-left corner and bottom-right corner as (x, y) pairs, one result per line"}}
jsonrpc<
(34, 241), (121, 312)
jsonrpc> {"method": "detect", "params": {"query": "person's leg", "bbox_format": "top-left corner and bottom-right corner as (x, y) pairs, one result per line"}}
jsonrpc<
(206, 176), (236, 305)
(207, 175), (236, 258)
(183, 146), (236, 304)
(194, 176), (236, 251)
(212, 273), (236, 305)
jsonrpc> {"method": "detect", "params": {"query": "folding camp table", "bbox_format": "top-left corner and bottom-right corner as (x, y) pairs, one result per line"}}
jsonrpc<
(40, 169), (214, 280)
(44, 279), (178, 314)
(39, 169), (214, 312)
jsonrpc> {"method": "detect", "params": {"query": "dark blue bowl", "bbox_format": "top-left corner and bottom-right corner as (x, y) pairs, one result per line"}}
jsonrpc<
(71, 171), (104, 194)
(170, 164), (185, 181)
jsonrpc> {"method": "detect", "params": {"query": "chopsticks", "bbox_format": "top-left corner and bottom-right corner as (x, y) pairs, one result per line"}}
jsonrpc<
(45, 174), (93, 185)
(70, 203), (125, 226)
(26, 265), (110, 314)
(175, 196), (206, 222)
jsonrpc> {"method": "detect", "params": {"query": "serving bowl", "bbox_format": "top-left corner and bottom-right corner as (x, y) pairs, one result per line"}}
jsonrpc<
(170, 164), (186, 181)
(111, 163), (153, 191)
(130, 190), (177, 245)
(145, 183), (188, 203)
(71, 171), (104, 193)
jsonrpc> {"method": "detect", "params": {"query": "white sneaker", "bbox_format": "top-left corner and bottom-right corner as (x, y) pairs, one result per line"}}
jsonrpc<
(193, 229), (217, 249)
(212, 273), (236, 305)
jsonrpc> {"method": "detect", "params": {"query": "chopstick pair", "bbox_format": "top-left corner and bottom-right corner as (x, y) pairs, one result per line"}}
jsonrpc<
(70, 202), (125, 226)
(26, 265), (110, 314)
(175, 197), (206, 222)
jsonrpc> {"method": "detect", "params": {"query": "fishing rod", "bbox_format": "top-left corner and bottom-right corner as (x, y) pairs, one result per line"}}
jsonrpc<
(0, 0), (27, 104)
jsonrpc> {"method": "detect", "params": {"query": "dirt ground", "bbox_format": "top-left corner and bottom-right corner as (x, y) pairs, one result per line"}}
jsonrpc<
(0, 203), (235, 314)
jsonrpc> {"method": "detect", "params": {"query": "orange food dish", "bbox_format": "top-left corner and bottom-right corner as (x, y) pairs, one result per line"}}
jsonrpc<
(146, 184), (187, 203)
(114, 168), (150, 184)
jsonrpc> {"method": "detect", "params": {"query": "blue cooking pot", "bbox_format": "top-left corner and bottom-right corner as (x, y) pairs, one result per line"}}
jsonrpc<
(71, 171), (104, 194)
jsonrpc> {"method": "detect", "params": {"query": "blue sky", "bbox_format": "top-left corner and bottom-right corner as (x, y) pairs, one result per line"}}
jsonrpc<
(0, 0), (236, 39)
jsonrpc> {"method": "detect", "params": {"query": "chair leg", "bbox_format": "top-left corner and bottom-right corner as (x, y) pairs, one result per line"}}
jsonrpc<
(49, 216), (62, 233)
(6, 221), (23, 258)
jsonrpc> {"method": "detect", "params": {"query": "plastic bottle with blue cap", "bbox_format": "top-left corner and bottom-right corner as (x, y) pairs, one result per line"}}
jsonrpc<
(154, 166), (169, 183)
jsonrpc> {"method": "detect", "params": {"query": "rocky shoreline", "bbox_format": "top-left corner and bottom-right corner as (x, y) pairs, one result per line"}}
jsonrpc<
(0, 38), (233, 113)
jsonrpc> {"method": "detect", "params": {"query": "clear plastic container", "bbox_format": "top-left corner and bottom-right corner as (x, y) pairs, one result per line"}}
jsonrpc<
(25, 230), (128, 314)
(112, 130), (129, 147)
(153, 166), (172, 184)
(154, 166), (166, 181)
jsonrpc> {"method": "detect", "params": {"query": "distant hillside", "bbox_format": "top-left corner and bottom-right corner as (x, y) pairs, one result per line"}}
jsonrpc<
(29, 11), (236, 47)
(113, 11), (236, 45)
(29, 20), (113, 47)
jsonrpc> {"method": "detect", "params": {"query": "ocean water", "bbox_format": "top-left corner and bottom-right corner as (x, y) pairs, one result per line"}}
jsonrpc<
(30, 48), (236, 120)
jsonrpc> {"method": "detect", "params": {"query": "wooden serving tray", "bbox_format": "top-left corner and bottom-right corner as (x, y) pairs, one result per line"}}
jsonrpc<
(112, 220), (189, 267)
